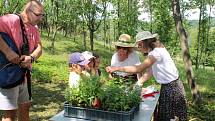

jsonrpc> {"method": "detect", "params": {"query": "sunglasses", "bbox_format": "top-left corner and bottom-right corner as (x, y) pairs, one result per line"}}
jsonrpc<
(29, 9), (45, 17)
(117, 46), (128, 50)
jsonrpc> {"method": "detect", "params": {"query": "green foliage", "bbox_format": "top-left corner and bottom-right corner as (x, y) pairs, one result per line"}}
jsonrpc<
(189, 27), (215, 68)
(65, 76), (104, 107)
(205, 29), (215, 67)
(114, 0), (140, 37)
(175, 60), (215, 120)
(188, 68), (215, 120)
(32, 54), (68, 83)
(140, 0), (178, 54)
(101, 78), (141, 111)
(153, 0), (175, 43)
(65, 76), (141, 111)
(0, 0), (25, 15)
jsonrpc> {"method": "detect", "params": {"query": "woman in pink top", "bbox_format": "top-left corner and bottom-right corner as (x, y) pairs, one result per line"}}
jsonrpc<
(0, 1), (44, 121)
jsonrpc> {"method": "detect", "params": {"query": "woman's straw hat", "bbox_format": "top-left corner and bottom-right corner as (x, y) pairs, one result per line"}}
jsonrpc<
(136, 31), (157, 43)
(113, 34), (134, 47)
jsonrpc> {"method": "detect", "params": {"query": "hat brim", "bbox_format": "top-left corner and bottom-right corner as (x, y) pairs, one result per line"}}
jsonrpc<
(136, 34), (157, 43)
(113, 42), (134, 48)
(78, 60), (90, 66)
(85, 55), (95, 60)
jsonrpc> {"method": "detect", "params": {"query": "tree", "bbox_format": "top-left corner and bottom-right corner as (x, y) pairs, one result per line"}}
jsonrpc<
(195, 0), (208, 69)
(141, 0), (177, 51)
(171, 0), (201, 103)
(0, 0), (25, 15)
(44, 0), (81, 53)
(113, 0), (139, 37)
(79, 0), (108, 51)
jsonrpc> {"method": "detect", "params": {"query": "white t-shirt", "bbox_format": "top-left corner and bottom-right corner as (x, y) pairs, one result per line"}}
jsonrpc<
(69, 71), (90, 88)
(148, 48), (179, 84)
(111, 51), (141, 77)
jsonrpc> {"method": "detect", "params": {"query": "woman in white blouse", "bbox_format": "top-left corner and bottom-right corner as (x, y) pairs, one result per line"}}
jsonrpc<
(106, 31), (187, 121)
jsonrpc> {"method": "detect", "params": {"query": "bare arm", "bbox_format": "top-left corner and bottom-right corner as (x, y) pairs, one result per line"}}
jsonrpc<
(106, 55), (156, 74)
(20, 42), (42, 67)
(30, 41), (42, 60)
(136, 68), (153, 86)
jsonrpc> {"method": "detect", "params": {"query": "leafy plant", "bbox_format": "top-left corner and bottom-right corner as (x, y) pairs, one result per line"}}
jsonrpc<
(65, 75), (104, 108)
(101, 78), (141, 111)
(65, 76), (141, 111)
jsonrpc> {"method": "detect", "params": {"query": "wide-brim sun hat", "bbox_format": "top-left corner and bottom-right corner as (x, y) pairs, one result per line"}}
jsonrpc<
(113, 34), (135, 48)
(135, 31), (157, 43)
(69, 52), (90, 65)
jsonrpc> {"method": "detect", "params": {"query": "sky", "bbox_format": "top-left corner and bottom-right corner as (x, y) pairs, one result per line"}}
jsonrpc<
(184, 5), (215, 20)
(138, 5), (215, 21)
(106, 2), (215, 21)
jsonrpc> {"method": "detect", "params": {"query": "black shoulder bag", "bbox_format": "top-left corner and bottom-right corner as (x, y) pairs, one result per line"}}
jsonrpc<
(18, 15), (32, 99)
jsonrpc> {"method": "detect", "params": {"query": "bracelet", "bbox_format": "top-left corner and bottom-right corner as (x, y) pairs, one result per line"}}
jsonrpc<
(30, 55), (35, 63)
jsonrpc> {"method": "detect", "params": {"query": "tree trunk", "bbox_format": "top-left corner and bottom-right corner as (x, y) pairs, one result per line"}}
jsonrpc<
(114, 20), (116, 42)
(103, 12), (107, 47)
(117, 0), (120, 36)
(149, 0), (153, 32)
(109, 19), (111, 51)
(47, 26), (51, 38)
(204, 5), (212, 67)
(73, 19), (77, 42)
(64, 25), (68, 37)
(83, 31), (86, 50)
(89, 29), (94, 51)
(50, 25), (61, 54)
(171, 0), (201, 103)
(82, 21), (86, 50)
(51, 26), (57, 54)
(196, 1), (203, 69)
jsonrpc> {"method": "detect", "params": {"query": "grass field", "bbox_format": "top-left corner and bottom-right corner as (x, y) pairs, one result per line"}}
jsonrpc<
(1, 32), (215, 121)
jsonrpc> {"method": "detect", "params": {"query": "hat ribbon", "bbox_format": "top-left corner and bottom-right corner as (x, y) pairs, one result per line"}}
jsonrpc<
(118, 39), (133, 44)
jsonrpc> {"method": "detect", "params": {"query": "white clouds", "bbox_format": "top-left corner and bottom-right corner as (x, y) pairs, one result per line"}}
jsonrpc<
(184, 5), (215, 20)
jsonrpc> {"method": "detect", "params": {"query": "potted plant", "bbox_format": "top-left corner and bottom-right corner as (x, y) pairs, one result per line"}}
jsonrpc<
(64, 76), (141, 121)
